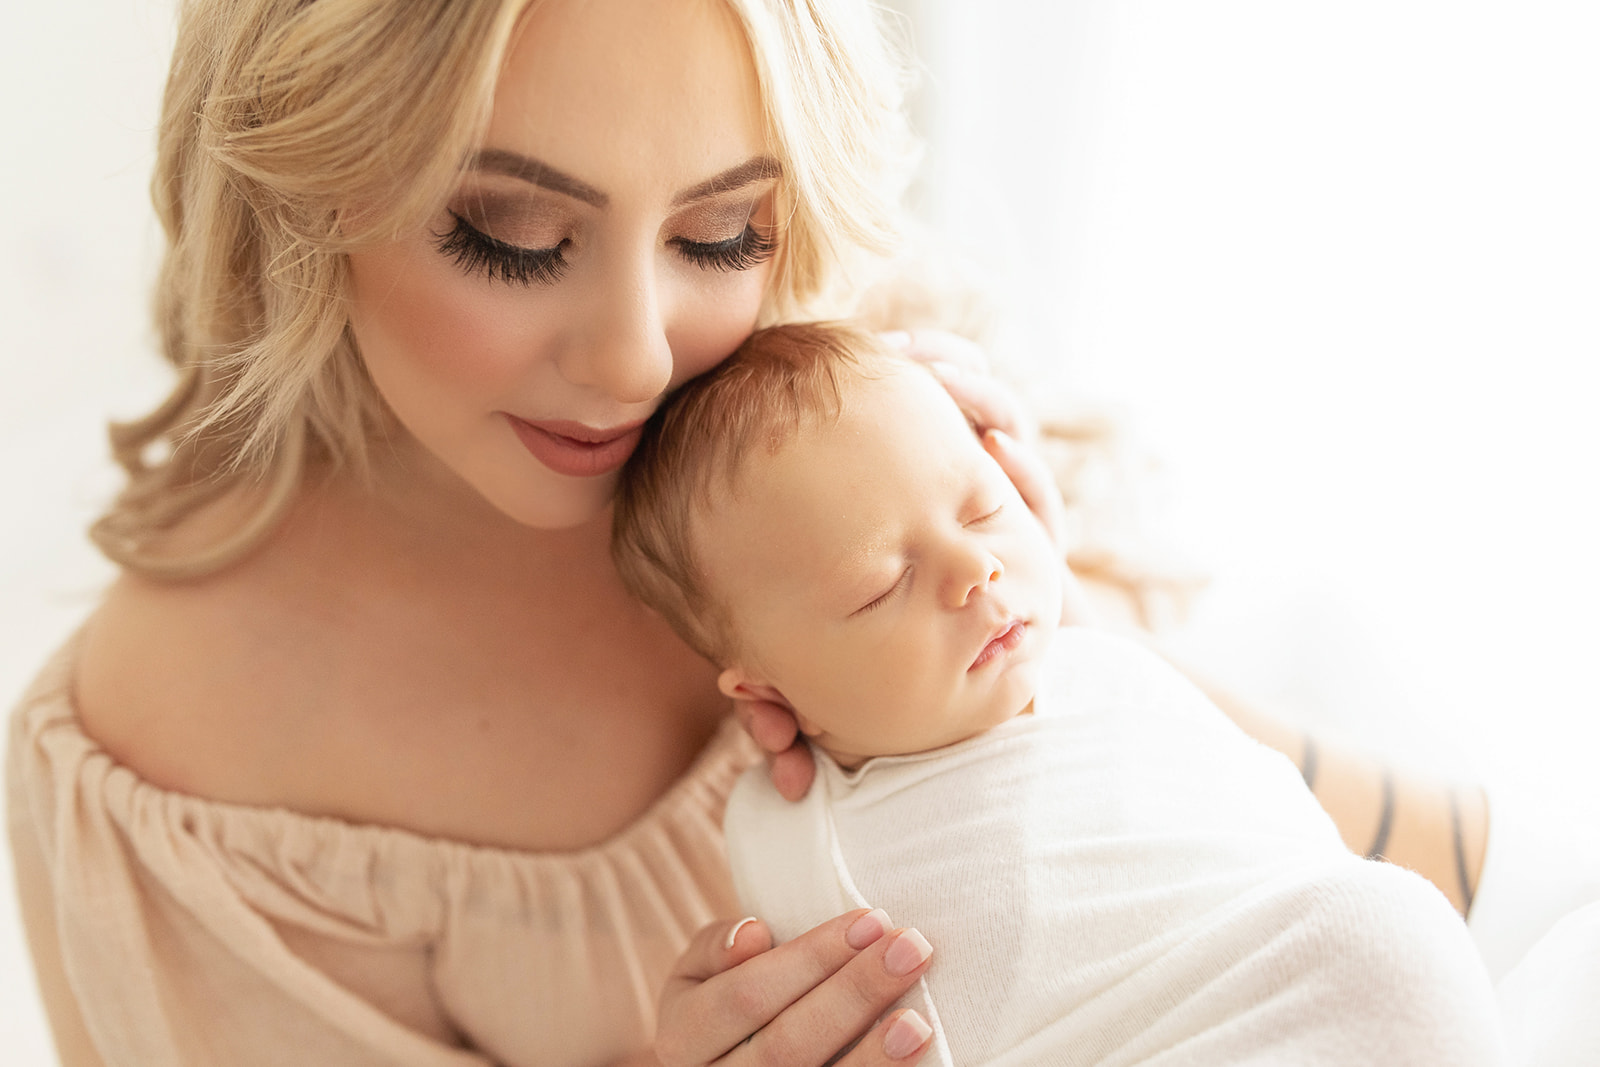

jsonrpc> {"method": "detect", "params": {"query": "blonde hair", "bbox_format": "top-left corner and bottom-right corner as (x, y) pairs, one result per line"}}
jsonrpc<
(95, 0), (917, 578)
(613, 322), (895, 663)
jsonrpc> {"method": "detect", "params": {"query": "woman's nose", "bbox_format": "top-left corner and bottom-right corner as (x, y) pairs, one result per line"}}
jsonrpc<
(557, 261), (673, 405)
(943, 539), (1003, 609)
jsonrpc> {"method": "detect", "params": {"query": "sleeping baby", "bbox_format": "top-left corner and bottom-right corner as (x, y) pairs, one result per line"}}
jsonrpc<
(613, 322), (1505, 1065)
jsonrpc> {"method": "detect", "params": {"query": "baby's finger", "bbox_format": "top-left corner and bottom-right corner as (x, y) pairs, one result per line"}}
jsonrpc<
(925, 362), (1034, 441)
(728, 697), (817, 800)
(771, 742), (817, 802)
(983, 427), (1069, 550)
(737, 697), (800, 754)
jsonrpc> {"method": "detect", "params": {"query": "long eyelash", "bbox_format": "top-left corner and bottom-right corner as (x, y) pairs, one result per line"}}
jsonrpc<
(433, 214), (568, 286)
(673, 225), (776, 272)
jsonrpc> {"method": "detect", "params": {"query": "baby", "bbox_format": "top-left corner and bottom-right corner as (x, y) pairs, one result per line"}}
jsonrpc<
(614, 323), (1504, 1066)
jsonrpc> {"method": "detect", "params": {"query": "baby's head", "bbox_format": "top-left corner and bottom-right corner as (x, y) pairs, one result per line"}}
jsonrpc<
(614, 323), (1061, 766)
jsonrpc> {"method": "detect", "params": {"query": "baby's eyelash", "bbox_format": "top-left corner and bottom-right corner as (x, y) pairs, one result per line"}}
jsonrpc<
(671, 225), (776, 272)
(434, 214), (568, 286)
(966, 504), (1005, 527)
(854, 568), (910, 616)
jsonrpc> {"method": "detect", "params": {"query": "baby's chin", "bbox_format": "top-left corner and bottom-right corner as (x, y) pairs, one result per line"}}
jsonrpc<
(813, 692), (1038, 771)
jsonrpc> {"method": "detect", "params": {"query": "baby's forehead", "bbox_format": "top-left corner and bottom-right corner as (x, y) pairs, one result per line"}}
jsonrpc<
(692, 360), (978, 602)
(724, 364), (961, 509)
(730, 361), (925, 472)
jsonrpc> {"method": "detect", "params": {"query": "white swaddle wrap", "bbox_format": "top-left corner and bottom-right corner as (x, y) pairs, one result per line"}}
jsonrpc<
(725, 629), (1505, 1065)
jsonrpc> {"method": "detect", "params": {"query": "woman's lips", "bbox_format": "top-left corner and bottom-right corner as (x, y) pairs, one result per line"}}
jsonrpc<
(506, 415), (644, 478)
(969, 620), (1027, 672)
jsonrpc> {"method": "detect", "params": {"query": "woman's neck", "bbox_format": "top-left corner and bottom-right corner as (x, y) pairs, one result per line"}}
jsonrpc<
(310, 431), (620, 594)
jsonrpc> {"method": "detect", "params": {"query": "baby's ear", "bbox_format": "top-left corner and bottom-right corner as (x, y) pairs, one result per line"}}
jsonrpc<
(716, 668), (792, 712)
(717, 669), (827, 739)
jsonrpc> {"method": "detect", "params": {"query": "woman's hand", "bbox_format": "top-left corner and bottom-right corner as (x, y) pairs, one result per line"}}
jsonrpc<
(654, 911), (935, 1066)
(882, 329), (1068, 549)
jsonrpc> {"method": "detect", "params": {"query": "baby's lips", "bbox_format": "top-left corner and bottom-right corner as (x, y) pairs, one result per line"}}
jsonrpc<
(969, 618), (1028, 672)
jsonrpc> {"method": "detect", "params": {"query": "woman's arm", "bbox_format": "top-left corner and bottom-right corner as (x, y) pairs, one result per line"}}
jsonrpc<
(8, 739), (111, 1067)
(1074, 566), (1489, 919)
(1173, 660), (1488, 917)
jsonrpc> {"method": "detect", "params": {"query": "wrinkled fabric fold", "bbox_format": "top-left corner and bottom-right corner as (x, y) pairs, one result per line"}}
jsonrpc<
(8, 629), (758, 1067)
(728, 629), (1507, 1065)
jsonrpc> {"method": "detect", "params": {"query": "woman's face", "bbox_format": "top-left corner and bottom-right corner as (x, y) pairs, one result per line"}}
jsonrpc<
(347, 0), (776, 528)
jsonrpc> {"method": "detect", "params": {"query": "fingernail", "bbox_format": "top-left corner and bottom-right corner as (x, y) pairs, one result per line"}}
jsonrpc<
(883, 928), (932, 977)
(846, 908), (891, 949)
(724, 916), (759, 950)
(984, 426), (1012, 448)
(879, 329), (912, 349)
(883, 1010), (933, 1059)
(926, 359), (958, 380)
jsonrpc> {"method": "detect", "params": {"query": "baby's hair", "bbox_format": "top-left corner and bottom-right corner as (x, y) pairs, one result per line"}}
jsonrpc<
(613, 321), (899, 664)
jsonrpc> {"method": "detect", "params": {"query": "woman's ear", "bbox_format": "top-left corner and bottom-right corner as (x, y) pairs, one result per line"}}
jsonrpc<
(716, 668), (826, 739)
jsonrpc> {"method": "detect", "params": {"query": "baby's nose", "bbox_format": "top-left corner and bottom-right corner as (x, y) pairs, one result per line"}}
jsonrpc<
(947, 549), (1003, 608)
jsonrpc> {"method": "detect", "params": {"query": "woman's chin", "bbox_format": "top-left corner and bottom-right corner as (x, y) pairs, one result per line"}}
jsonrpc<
(468, 464), (622, 532)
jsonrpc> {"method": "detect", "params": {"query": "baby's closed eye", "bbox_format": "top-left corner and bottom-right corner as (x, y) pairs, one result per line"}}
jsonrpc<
(963, 503), (1005, 528)
(852, 567), (911, 616)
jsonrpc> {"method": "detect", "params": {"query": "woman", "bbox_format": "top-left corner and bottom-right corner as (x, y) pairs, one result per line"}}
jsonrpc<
(6, 0), (1493, 1064)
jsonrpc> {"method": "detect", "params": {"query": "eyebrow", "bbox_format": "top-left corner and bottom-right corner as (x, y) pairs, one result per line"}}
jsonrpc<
(671, 155), (783, 206)
(467, 150), (782, 209)
(470, 150), (608, 206)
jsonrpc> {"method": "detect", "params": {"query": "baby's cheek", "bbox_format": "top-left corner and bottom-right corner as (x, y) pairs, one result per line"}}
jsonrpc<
(1008, 524), (1063, 596)
(794, 661), (884, 747)
(848, 665), (942, 749)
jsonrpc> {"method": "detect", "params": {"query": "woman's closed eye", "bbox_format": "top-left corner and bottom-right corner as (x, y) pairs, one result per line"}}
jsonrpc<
(852, 567), (911, 617)
(433, 213), (777, 287)
(434, 213), (569, 286)
(670, 224), (776, 272)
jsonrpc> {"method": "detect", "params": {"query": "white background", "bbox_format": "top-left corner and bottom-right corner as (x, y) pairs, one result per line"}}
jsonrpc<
(4, 1), (1597, 1059)
(893, 0), (1600, 784)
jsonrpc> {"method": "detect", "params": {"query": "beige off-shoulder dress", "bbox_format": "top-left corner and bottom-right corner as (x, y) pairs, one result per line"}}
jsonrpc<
(6, 630), (759, 1067)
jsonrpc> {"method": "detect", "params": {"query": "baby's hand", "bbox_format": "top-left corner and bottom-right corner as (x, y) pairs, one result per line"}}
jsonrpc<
(733, 691), (816, 802)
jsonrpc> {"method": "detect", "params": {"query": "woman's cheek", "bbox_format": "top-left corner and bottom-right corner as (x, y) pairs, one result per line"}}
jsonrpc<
(383, 269), (542, 394)
(664, 268), (770, 385)
(347, 240), (535, 396)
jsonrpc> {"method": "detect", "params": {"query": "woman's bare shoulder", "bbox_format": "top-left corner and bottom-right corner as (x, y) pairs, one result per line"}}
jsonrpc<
(72, 484), (341, 804)
(75, 560), (300, 800)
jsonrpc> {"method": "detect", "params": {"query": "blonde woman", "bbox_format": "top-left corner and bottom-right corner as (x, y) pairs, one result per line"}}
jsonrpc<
(7, 0), (1504, 1065)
